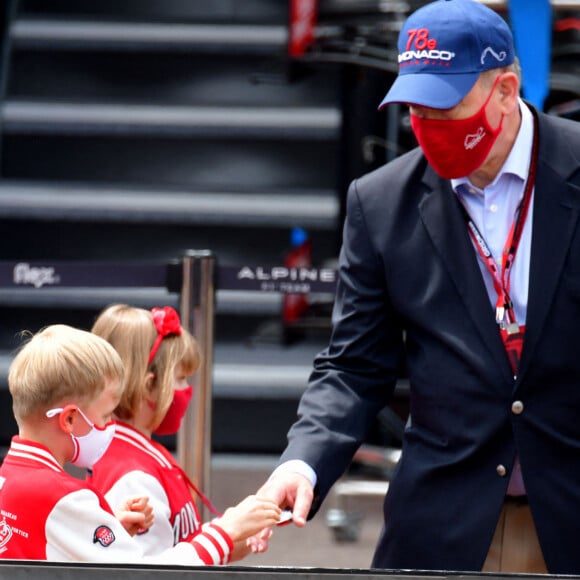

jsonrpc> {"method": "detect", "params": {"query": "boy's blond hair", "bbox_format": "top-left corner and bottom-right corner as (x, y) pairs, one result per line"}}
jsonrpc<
(9, 324), (125, 423)
(91, 304), (200, 427)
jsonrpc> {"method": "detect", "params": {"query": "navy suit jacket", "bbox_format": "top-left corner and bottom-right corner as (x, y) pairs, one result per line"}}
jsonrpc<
(280, 106), (580, 573)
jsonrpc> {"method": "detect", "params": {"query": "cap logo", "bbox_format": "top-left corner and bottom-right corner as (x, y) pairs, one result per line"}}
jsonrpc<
(399, 28), (455, 66)
(480, 46), (507, 65)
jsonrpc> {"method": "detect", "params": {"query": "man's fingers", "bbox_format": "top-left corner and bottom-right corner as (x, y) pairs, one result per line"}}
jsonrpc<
(291, 497), (309, 526)
(291, 480), (314, 526)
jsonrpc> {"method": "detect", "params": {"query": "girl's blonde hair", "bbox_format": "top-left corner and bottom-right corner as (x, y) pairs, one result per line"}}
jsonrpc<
(8, 324), (125, 422)
(91, 304), (200, 427)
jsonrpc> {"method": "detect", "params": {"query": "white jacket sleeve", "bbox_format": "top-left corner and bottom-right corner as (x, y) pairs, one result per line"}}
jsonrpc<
(45, 489), (231, 565)
(104, 470), (175, 556)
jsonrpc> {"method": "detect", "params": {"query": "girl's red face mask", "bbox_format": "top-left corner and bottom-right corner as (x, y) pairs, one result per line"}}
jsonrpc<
(410, 75), (503, 179)
(154, 384), (194, 436)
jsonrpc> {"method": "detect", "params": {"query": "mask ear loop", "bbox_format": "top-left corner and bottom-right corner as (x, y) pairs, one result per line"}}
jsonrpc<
(485, 73), (504, 105)
(47, 405), (110, 433)
(46, 404), (78, 433)
(480, 73), (505, 123)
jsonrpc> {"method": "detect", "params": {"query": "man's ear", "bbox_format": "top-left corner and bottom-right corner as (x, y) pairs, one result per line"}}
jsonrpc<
(498, 72), (519, 114)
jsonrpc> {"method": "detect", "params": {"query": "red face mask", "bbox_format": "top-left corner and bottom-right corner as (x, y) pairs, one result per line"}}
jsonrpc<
(410, 76), (503, 179)
(154, 384), (193, 436)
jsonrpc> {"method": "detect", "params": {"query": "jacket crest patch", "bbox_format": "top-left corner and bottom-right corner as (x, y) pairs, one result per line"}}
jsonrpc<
(93, 525), (115, 547)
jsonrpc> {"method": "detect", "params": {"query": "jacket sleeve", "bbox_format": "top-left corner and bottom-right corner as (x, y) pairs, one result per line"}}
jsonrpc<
(104, 469), (175, 556)
(280, 176), (405, 507)
(45, 488), (232, 565)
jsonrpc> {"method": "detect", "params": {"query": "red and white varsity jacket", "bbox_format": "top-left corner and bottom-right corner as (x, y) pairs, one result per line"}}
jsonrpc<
(88, 422), (212, 556)
(0, 437), (232, 563)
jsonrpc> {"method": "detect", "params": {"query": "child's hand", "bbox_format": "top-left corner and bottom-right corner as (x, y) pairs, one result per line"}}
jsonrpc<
(245, 526), (274, 555)
(116, 496), (154, 537)
(213, 495), (281, 544)
(229, 539), (254, 562)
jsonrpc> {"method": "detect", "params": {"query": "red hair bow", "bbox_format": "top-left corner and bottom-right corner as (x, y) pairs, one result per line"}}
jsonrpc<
(148, 306), (182, 365)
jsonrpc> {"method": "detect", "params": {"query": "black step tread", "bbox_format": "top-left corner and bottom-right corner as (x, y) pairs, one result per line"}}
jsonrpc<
(0, 181), (339, 228)
(2, 101), (341, 140)
(11, 19), (288, 53)
(2, 134), (339, 190)
(0, 219), (340, 265)
(8, 51), (339, 107)
(0, 340), (323, 397)
(19, 0), (289, 25)
(0, 286), (282, 315)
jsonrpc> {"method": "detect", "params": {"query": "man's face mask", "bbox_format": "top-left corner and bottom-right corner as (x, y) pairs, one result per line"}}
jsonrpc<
(410, 75), (504, 179)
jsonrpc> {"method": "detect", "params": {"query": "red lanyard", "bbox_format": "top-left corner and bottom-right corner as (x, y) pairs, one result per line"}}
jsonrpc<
(457, 116), (539, 337)
(160, 444), (223, 517)
(178, 464), (223, 518)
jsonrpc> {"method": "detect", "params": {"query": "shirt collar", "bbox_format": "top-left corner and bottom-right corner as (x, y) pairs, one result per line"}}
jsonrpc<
(452, 98), (534, 194)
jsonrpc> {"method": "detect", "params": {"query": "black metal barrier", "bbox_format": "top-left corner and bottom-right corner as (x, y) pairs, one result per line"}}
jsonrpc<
(218, 263), (337, 294)
(0, 562), (553, 580)
(0, 260), (338, 292)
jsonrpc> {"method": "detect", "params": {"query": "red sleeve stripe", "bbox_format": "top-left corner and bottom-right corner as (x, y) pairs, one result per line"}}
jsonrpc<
(192, 525), (232, 565)
(206, 524), (234, 560)
(205, 524), (233, 563)
(192, 534), (221, 564)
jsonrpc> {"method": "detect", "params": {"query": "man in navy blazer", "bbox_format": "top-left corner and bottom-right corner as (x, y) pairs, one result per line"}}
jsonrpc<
(254, 0), (580, 574)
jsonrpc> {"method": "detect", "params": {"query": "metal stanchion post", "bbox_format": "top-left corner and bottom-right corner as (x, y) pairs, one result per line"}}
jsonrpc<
(177, 250), (216, 521)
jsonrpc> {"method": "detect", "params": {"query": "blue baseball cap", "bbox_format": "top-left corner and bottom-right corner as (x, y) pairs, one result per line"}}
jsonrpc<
(379, 0), (515, 110)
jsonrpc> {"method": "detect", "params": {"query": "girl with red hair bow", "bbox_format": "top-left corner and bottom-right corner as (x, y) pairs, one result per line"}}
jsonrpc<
(88, 304), (278, 563)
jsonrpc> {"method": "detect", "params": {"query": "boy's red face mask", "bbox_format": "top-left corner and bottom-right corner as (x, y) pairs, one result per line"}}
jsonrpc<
(410, 75), (503, 179)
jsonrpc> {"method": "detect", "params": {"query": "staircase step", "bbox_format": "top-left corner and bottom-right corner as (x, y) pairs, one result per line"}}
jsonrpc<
(0, 181), (339, 228)
(0, 344), (319, 396)
(0, 338), (322, 454)
(18, 0), (289, 24)
(8, 50), (339, 107)
(0, 287), (281, 314)
(12, 20), (288, 53)
(2, 101), (341, 139)
(2, 133), (339, 190)
(0, 218), (339, 265)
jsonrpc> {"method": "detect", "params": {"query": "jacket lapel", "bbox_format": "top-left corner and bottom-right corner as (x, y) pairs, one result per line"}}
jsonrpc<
(516, 113), (580, 384)
(418, 169), (511, 375)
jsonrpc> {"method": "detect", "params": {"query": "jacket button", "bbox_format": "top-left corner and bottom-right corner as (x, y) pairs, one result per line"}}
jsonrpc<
(511, 400), (524, 414)
(496, 464), (507, 477)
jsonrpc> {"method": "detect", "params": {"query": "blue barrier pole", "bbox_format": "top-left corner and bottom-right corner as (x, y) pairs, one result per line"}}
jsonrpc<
(508, 0), (552, 111)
